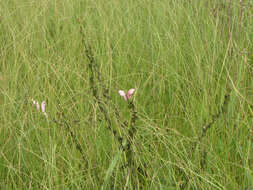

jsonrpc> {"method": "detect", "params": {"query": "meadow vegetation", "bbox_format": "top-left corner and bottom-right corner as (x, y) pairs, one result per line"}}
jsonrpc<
(0, 0), (252, 189)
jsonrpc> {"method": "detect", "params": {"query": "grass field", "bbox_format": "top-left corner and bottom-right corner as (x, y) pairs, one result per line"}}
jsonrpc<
(0, 0), (252, 189)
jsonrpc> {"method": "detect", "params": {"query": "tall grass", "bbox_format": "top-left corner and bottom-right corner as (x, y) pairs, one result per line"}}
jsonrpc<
(0, 0), (252, 189)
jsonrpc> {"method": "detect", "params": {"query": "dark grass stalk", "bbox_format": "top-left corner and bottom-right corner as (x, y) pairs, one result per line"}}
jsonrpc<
(52, 111), (88, 166)
(87, 45), (128, 129)
(227, 0), (234, 57)
(80, 26), (145, 187)
(124, 99), (145, 189)
(190, 92), (231, 154)
(85, 44), (123, 147)
(125, 100), (138, 167)
(85, 43), (141, 188)
(85, 44), (143, 175)
(178, 93), (231, 189)
(227, 0), (232, 42)
(79, 23), (127, 128)
(78, 22), (146, 187)
(199, 93), (230, 142)
(200, 149), (207, 170)
(29, 97), (88, 166)
(50, 104), (102, 185)
(78, 24), (128, 147)
(239, 0), (244, 33)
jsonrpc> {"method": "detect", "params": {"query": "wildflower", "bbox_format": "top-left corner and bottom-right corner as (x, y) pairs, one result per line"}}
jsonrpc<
(41, 101), (46, 114)
(118, 88), (135, 101)
(32, 99), (40, 110)
(32, 99), (47, 117)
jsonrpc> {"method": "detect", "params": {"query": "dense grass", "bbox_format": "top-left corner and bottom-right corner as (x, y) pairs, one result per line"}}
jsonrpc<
(0, 0), (252, 189)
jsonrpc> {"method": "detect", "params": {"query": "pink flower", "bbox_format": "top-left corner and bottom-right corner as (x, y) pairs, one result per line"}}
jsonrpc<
(118, 88), (135, 101)
(127, 88), (135, 99)
(32, 99), (47, 117)
(118, 90), (127, 101)
(41, 101), (46, 113)
(36, 102), (40, 111)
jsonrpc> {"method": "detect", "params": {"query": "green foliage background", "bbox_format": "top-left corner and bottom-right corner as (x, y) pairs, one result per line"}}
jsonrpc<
(0, 0), (252, 189)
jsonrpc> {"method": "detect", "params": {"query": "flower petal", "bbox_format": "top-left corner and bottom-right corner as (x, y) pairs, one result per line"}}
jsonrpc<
(32, 99), (36, 105)
(41, 101), (46, 113)
(118, 90), (127, 101)
(36, 101), (40, 111)
(127, 88), (135, 99)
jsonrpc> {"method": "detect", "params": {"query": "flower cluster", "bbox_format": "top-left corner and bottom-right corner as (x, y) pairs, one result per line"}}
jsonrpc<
(32, 99), (47, 117)
(118, 88), (135, 101)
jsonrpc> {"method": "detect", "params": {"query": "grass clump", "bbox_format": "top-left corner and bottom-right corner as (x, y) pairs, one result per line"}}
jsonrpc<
(0, 0), (252, 189)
